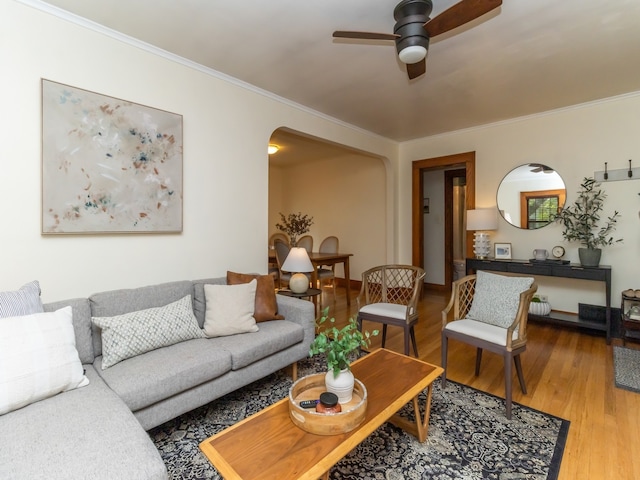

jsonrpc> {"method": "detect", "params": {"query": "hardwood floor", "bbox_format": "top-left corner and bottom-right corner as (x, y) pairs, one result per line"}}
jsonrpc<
(315, 286), (640, 480)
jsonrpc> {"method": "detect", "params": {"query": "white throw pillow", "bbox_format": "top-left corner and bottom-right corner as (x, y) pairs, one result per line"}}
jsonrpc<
(0, 306), (89, 415)
(203, 280), (258, 337)
(465, 271), (534, 329)
(92, 295), (205, 369)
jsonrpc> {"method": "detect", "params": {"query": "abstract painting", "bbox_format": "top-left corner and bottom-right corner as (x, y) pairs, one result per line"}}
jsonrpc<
(41, 79), (183, 234)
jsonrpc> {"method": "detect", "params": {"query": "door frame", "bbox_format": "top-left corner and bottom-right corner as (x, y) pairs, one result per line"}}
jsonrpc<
(412, 152), (476, 291)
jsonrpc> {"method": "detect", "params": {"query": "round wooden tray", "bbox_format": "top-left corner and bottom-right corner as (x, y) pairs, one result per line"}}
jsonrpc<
(288, 373), (367, 435)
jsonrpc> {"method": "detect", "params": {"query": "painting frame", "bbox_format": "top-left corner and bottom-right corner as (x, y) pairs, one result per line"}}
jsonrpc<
(494, 242), (512, 260)
(41, 79), (183, 234)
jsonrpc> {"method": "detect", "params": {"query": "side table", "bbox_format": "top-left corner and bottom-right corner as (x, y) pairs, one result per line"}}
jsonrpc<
(621, 291), (640, 345)
(277, 288), (322, 314)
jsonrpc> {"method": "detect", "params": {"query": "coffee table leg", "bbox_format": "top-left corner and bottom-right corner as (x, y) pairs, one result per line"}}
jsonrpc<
(319, 471), (329, 480)
(388, 383), (434, 442)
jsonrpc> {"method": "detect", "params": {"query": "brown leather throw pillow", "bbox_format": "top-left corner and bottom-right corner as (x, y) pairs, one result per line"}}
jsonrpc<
(226, 271), (285, 322)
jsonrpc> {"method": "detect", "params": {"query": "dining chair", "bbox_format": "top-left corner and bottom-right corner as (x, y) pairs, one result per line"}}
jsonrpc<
(317, 236), (339, 296)
(269, 232), (289, 248)
(356, 265), (425, 357)
(441, 270), (537, 419)
(297, 235), (313, 253)
(273, 239), (292, 289)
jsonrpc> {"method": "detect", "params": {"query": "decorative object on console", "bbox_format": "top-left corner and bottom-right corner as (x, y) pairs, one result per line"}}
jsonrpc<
(552, 245), (565, 258)
(275, 212), (314, 246)
(533, 249), (548, 261)
(552, 177), (622, 267)
(41, 79), (183, 234)
(309, 308), (378, 403)
(495, 242), (512, 260)
(529, 295), (552, 316)
(467, 208), (498, 259)
(281, 247), (314, 294)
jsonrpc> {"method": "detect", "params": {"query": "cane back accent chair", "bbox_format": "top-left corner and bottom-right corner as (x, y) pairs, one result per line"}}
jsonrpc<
(441, 271), (537, 419)
(357, 265), (425, 357)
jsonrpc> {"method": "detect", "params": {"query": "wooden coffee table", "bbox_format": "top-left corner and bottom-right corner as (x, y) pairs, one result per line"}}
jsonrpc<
(199, 348), (443, 480)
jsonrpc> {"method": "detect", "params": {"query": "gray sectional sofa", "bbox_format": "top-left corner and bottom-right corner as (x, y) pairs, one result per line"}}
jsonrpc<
(0, 277), (315, 480)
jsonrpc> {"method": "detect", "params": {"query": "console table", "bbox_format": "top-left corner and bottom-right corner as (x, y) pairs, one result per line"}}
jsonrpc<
(466, 258), (612, 343)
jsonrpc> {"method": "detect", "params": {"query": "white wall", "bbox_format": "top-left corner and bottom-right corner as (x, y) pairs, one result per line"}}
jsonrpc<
(0, 0), (397, 301)
(269, 152), (387, 280)
(399, 93), (640, 313)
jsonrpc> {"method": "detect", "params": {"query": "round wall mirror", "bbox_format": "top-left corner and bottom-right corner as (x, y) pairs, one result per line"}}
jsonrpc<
(496, 164), (566, 229)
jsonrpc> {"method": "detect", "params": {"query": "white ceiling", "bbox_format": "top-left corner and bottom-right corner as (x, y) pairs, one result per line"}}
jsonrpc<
(40, 0), (640, 143)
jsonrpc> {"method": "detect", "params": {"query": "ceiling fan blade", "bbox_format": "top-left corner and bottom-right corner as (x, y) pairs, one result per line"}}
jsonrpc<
(407, 59), (426, 80)
(333, 31), (399, 41)
(424, 0), (502, 38)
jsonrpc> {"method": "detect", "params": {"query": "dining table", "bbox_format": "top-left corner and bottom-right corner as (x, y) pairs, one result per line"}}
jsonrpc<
(269, 251), (353, 305)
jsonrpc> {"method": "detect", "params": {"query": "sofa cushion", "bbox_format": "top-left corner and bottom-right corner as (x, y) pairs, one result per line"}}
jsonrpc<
(211, 320), (305, 370)
(94, 338), (232, 412)
(0, 366), (167, 480)
(0, 307), (89, 416)
(92, 295), (205, 369)
(89, 280), (194, 357)
(203, 281), (259, 337)
(0, 280), (44, 318)
(227, 271), (285, 322)
(43, 297), (94, 364)
(466, 270), (534, 329)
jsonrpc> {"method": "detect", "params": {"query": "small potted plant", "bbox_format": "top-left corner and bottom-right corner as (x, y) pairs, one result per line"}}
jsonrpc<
(309, 308), (378, 403)
(275, 212), (314, 246)
(552, 177), (622, 267)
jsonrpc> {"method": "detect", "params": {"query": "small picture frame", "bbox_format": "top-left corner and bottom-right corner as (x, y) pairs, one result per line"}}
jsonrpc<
(494, 243), (512, 260)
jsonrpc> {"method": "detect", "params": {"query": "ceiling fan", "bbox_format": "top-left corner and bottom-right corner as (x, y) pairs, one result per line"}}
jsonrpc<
(529, 163), (555, 174)
(333, 0), (502, 80)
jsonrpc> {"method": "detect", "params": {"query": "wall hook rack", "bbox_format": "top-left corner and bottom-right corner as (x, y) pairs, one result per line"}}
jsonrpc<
(595, 159), (639, 182)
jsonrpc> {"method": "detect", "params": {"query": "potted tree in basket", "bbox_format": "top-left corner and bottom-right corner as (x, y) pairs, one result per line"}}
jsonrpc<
(275, 212), (314, 246)
(309, 308), (378, 404)
(552, 177), (622, 267)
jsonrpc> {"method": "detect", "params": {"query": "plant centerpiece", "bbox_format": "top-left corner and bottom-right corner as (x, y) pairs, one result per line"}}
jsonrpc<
(552, 177), (622, 267)
(309, 308), (378, 403)
(275, 212), (314, 246)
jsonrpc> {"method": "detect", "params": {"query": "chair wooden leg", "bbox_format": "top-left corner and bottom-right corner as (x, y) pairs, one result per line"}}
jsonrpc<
(514, 354), (527, 394)
(504, 352), (513, 420)
(409, 326), (419, 357)
(475, 348), (483, 376)
(381, 324), (388, 348)
(441, 332), (448, 388)
(403, 325), (411, 356)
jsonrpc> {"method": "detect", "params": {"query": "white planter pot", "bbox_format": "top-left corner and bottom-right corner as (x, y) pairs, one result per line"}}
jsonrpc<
(529, 301), (551, 316)
(325, 368), (354, 404)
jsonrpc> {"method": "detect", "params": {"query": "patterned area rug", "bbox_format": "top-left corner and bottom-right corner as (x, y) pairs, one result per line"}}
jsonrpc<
(614, 346), (640, 393)
(150, 355), (569, 480)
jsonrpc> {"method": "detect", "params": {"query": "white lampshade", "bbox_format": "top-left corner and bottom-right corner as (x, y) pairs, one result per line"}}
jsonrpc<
(466, 209), (498, 231)
(281, 247), (314, 273)
(466, 209), (498, 259)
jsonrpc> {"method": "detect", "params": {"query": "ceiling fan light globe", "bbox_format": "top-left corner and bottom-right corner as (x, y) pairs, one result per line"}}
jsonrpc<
(398, 45), (426, 64)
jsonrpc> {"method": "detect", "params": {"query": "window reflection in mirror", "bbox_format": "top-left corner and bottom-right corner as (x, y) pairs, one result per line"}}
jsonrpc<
(496, 164), (566, 229)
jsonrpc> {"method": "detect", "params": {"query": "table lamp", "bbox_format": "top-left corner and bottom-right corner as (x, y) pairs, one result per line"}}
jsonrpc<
(281, 247), (314, 293)
(466, 208), (498, 259)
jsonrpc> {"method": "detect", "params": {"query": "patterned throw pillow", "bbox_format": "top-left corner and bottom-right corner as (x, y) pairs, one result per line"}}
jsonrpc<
(92, 295), (204, 369)
(465, 271), (534, 329)
(0, 280), (44, 318)
(0, 306), (89, 415)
